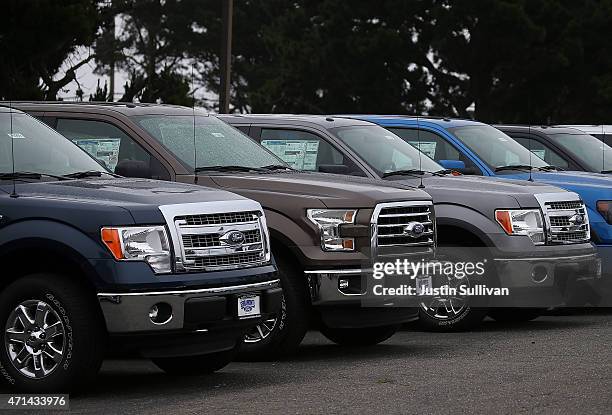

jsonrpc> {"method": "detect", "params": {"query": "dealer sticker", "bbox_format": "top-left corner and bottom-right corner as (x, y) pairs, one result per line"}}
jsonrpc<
(238, 295), (261, 318)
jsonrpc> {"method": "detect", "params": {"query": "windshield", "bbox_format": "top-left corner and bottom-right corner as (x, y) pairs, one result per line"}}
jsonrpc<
(549, 133), (612, 172)
(449, 125), (549, 171)
(331, 125), (443, 176)
(133, 115), (283, 170)
(0, 111), (107, 176)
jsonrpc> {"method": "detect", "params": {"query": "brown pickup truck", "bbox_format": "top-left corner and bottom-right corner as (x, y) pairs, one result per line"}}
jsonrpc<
(11, 102), (436, 359)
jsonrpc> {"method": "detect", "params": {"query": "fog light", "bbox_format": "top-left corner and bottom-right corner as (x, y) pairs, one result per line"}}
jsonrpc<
(149, 303), (173, 325)
(339, 279), (349, 289)
(532, 266), (548, 283)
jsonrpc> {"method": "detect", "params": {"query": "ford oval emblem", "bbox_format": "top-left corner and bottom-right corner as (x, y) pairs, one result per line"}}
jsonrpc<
(568, 214), (585, 226)
(404, 222), (426, 238)
(220, 230), (246, 246)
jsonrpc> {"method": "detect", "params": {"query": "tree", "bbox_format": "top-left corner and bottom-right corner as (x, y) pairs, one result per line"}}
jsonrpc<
(430, 0), (612, 123)
(0, 0), (101, 100)
(95, 0), (217, 105)
(196, 0), (437, 114)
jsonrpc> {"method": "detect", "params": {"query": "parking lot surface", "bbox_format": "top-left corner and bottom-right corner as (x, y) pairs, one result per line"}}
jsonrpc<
(13, 312), (612, 414)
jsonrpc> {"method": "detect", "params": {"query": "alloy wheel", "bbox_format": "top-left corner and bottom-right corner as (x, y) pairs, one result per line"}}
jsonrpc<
(4, 300), (66, 379)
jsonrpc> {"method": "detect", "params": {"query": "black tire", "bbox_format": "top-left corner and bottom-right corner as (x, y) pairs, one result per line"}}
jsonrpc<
(152, 347), (237, 375)
(488, 308), (542, 322)
(0, 273), (105, 393)
(319, 324), (400, 346)
(238, 253), (310, 361)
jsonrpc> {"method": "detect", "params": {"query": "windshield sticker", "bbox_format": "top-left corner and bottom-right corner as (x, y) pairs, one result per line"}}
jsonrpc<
(261, 139), (320, 170)
(7, 133), (25, 139)
(407, 140), (437, 158)
(71, 138), (121, 170)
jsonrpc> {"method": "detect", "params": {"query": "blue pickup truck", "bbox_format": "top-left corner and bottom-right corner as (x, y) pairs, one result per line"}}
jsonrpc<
(0, 107), (281, 392)
(351, 116), (611, 287)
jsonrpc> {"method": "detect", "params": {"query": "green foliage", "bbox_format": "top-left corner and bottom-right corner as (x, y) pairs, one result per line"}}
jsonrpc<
(0, 0), (100, 100)
(4, 0), (612, 123)
(89, 79), (111, 101)
(95, 0), (216, 104)
(430, 0), (612, 123)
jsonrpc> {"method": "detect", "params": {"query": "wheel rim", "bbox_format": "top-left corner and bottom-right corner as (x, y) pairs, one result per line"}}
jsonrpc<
(243, 296), (285, 344)
(243, 317), (278, 343)
(4, 300), (66, 379)
(420, 275), (470, 320)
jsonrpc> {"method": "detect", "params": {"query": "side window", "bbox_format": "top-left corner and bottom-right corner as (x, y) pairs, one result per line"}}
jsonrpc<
(260, 128), (366, 176)
(388, 127), (482, 175)
(513, 137), (570, 169)
(55, 118), (169, 179)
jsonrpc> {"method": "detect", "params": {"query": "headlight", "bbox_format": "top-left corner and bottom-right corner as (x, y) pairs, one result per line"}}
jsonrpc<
(307, 209), (357, 251)
(597, 201), (612, 224)
(495, 209), (545, 245)
(101, 226), (172, 274)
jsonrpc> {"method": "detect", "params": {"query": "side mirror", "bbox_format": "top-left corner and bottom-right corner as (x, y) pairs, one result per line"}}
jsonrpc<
(318, 164), (350, 174)
(115, 159), (152, 179)
(438, 159), (466, 170)
(438, 159), (479, 175)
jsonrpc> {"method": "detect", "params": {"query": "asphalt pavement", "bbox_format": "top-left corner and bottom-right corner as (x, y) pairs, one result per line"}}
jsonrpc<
(10, 311), (612, 414)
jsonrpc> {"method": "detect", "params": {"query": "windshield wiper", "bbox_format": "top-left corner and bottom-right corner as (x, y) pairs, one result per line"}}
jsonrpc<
(194, 165), (265, 174)
(536, 165), (559, 171)
(494, 165), (535, 172)
(62, 170), (111, 179)
(260, 164), (294, 171)
(0, 171), (68, 181)
(382, 169), (444, 178)
(601, 170), (612, 174)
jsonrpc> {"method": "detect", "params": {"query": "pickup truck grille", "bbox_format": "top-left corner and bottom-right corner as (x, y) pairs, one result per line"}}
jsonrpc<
(372, 202), (436, 257)
(541, 198), (590, 244)
(173, 210), (269, 272)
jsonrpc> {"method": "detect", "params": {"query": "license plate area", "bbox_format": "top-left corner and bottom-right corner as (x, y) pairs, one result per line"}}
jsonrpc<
(237, 294), (261, 319)
(416, 275), (433, 296)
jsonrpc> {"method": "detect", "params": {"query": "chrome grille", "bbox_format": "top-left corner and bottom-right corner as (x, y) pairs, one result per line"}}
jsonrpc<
(373, 202), (435, 249)
(174, 210), (268, 272)
(541, 197), (590, 244)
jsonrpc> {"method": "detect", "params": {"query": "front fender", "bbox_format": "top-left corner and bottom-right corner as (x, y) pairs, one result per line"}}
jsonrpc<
(434, 203), (502, 247)
(0, 220), (111, 288)
(0, 219), (111, 260)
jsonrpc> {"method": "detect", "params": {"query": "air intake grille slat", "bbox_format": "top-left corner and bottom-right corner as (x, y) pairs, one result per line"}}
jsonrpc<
(177, 211), (259, 226)
(546, 201), (583, 210)
(192, 252), (265, 268)
(182, 230), (261, 248)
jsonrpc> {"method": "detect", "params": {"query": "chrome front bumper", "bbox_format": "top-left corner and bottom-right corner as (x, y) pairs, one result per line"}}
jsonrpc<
(98, 279), (281, 333)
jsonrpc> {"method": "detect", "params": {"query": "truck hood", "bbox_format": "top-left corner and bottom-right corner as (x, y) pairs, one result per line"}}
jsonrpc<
(387, 174), (567, 209)
(208, 171), (431, 210)
(0, 178), (247, 224)
(496, 171), (612, 202)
